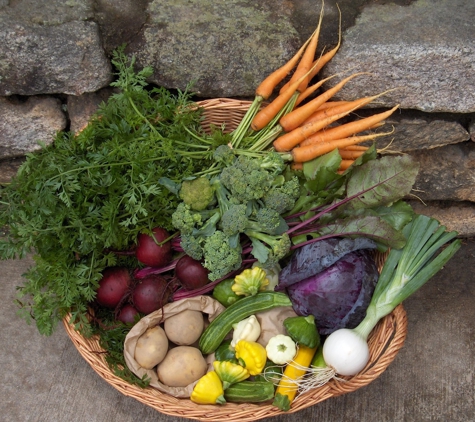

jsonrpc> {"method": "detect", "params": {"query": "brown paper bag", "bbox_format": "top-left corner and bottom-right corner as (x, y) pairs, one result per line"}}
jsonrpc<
(124, 295), (225, 398)
(124, 294), (298, 398)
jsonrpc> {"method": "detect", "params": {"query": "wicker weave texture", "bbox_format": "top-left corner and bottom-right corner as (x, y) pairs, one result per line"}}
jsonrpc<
(63, 98), (408, 421)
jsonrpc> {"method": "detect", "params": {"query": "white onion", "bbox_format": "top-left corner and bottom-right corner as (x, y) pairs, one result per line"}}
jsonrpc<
(322, 328), (370, 376)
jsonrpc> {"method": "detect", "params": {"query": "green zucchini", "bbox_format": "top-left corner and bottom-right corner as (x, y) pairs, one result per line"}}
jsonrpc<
(199, 292), (292, 354)
(224, 381), (275, 403)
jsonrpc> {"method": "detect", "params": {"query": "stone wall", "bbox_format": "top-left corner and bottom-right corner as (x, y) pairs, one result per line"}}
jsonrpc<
(1, 0), (474, 236)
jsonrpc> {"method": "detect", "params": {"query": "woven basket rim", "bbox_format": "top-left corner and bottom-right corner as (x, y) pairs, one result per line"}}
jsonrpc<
(63, 304), (407, 421)
(63, 99), (409, 421)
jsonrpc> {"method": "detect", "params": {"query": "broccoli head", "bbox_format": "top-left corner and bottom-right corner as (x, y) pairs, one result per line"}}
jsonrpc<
(262, 176), (301, 214)
(172, 203), (203, 235)
(219, 155), (275, 203)
(213, 144), (235, 166)
(202, 230), (243, 281)
(179, 176), (214, 211)
(220, 203), (248, 236)
(179, 234), (204, 260)
(254, 207), (283, 234)
(259, 151), (287, 175)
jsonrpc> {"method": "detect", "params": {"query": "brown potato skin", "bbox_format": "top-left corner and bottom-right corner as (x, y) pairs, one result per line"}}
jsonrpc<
(134, 326), (169, 369)
(157, 346), (207, 387)
(164, 310), (204, 346)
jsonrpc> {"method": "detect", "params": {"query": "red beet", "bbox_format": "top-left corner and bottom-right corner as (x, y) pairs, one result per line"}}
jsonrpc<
(132, 275), (170, 314)
(116, 304), (140, 324)
(175, 255), (210, 290)
(136, 227), (172, 267)
(95, 267), (131, 309)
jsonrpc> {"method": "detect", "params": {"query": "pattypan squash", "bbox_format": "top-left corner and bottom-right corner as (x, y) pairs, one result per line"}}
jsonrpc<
(234, 340), (267, 375)
(232, 267), (269, 297)
(231, 314), (261, 347)
(213, 360), (250, 389)
(190, 371), (226, 405)
(266, 334), (297, 365)
(283, 314), (320, 349)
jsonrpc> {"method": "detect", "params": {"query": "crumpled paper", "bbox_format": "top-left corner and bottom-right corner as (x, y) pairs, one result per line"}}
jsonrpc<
(124, 295), (225, 397)
(124, 294), (297, 398)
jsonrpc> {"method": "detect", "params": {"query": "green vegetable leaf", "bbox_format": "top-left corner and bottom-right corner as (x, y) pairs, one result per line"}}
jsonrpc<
(316, 215), (408, 249)
(345, 155), (419, 210)
(303, 148), (341, 183)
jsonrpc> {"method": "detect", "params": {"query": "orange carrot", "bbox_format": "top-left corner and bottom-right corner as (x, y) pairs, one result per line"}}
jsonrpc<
(280, 3), (342, 94)
(338, 159), (356, 170)
(299, 105), (399, 147)
(279, 72), (369, 133)
(314, 100), (351, 111)
(307, 4), (342, 78)
(291, 129), (394, 162)
(251, 63), (318, 131)
(273, 103), (364, 152)
(291, 162), (304, 170)
(255, 29), (317, 100)
(300, 88), (396, 127)
(340, 145), (369, 151)
(285, 2), (325, 93)
(291, 133), (379, 163)
(294, 72), (340, 106)
(338, 149), (366, 160)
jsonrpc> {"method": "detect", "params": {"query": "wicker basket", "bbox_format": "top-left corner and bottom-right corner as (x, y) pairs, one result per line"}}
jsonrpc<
(63, 98), (408, 421)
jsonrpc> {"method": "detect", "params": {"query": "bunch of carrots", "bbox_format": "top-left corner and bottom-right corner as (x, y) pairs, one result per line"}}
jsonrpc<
(231, 2), (398, 173)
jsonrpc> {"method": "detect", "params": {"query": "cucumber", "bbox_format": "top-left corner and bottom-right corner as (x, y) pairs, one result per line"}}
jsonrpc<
(199, 291), (292, 354)
(224, 381), (275, 403)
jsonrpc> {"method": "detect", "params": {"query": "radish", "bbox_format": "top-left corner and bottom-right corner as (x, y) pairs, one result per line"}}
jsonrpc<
(136, 227), (172, 267)
(95, 267), (132, 309)
(175, 255), (210, 290)
(132, 274), (170, 314)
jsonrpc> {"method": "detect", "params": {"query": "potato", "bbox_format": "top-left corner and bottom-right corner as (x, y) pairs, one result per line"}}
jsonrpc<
(134, 325), (169, 369)
(164, 309), (204, 346)
(157, 346), (207, 387)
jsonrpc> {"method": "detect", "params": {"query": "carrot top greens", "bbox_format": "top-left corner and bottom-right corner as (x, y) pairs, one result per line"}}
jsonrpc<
(0, 47), (228, 336)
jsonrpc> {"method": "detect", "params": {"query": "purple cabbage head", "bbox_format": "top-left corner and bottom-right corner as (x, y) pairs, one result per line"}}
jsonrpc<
(284, 248), (379, 335)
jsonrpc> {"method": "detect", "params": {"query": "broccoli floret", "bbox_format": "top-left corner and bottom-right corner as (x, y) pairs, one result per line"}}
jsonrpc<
(244, 230), (292, 266)
(213, 144), (235, 166)
(254, 207), (283, 233)
(220, 203), (249, 236)
(262, 176), (301, 214)
(179, 176), (214, 211)
(179, 234), (204, 260)
(220, 155), (275, 203)
(202, 230), (243, 281)
(172, 202), (220, 235)
(172, 203), (203, 235)
(259, 151), (287, 175)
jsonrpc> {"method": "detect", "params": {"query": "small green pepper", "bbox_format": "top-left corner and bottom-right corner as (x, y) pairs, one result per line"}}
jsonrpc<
(283, 314), (321, 349)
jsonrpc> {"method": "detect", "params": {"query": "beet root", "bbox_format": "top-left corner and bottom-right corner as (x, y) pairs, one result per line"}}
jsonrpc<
(136, 227), (172, 267)
(132, 275), (170, 314)
(95, 267), (132, 309)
